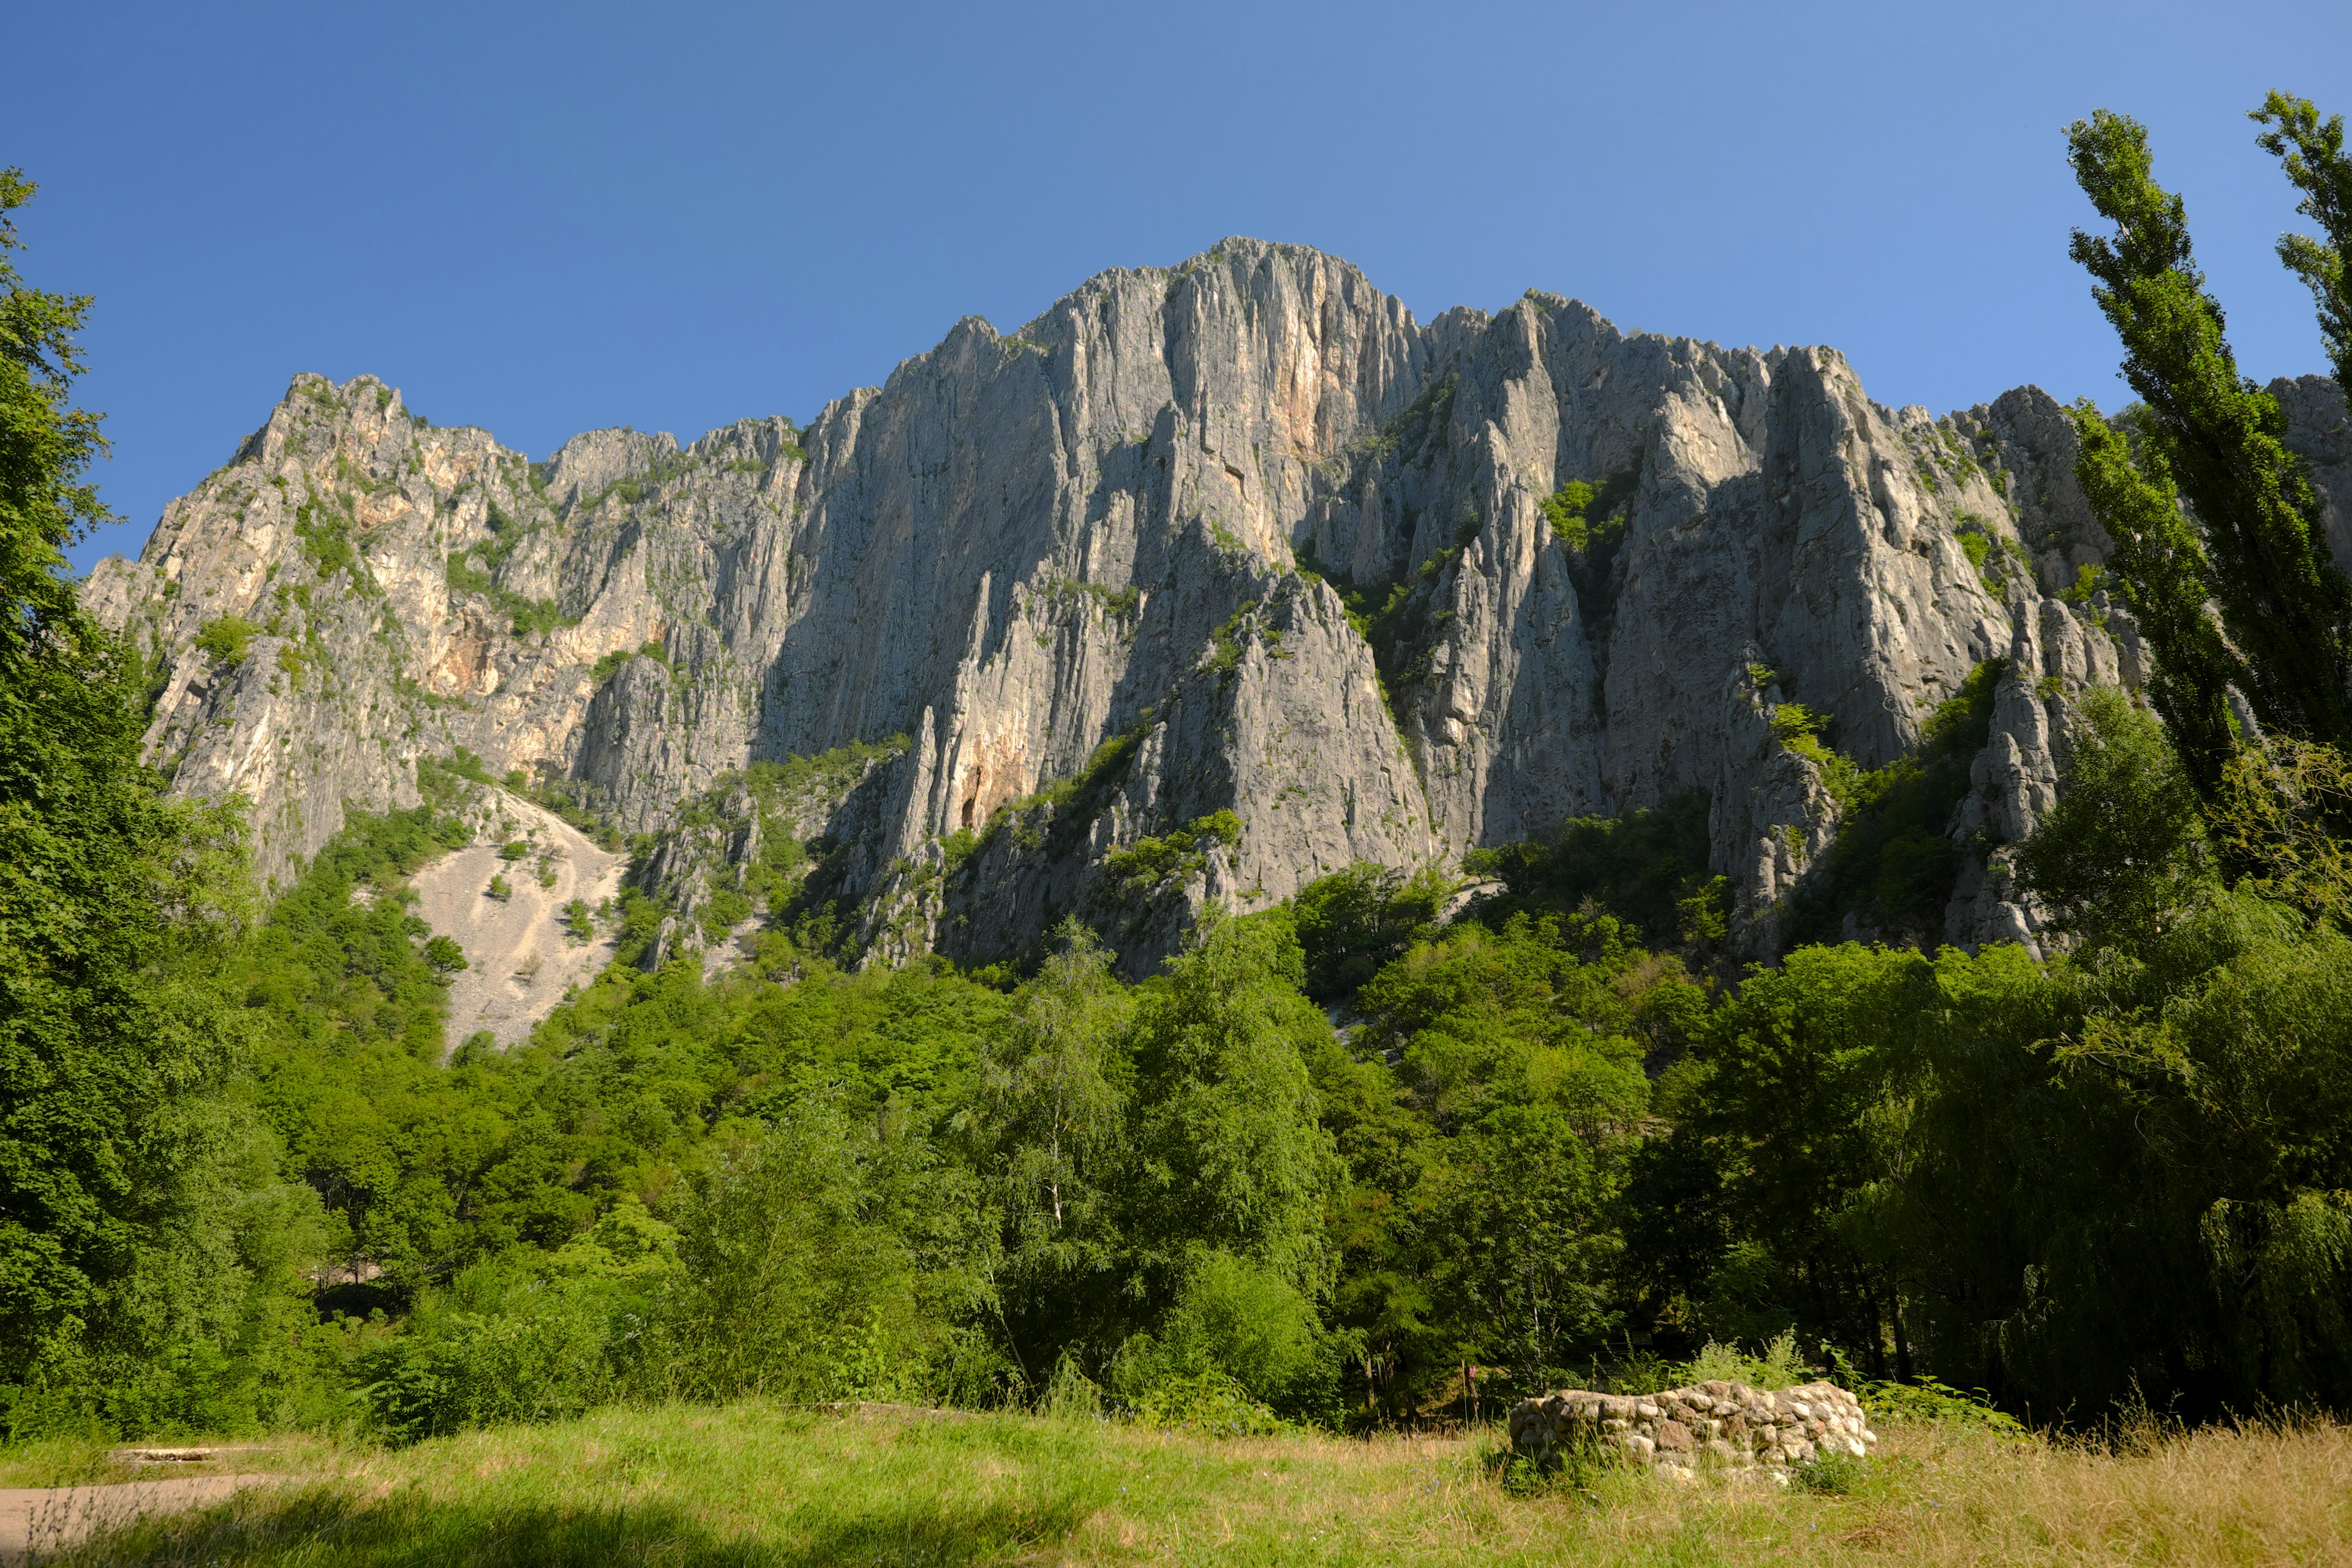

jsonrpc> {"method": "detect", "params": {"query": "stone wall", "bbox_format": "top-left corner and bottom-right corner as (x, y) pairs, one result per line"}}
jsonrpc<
(1507, 1379), (1877, 1476)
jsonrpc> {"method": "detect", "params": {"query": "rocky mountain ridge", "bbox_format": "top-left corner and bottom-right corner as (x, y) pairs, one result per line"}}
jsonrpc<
(84, 238), (2352, 984)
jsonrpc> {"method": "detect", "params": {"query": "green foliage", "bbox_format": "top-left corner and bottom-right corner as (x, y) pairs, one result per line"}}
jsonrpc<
(1125, 1365), (1287, 1434)
(1291, 862), (1453, 1002)
(443, 524), (573, 638)
(1658, 893), (2352, 1421)
(1035, 575), (1142, 625)
(741, 736), (907, 818)
(632, 1098), (982, 1406)
(1766, 701), (1865, 809)
(1536, 479), (1597, 549)
(966, 921), (1133, 1352)
(2253, 92), (2352, 398)
(1114, 911), (1344, 1402)
(2207, 732), (2352, 930)
(0, 171), (328, 1439)
(2015, 688), (2214, 946)
(417, 749), (493, 807)
(358, 1248), (636, 1443)
(1787, 661), (2006, 941)
(586, 643), (668, 688)
(1685, 1329), (1807, 1390)
(1953, 521), (1997, 595)
(292, 499), (361, 582)
(1296, 504), (1517, 731)
(1103, 810), (1241, 899)
(1319, 910), (1689, 1414)
(194, 614), (259, 665)
(1537, 470), (1638, 675)
(2059, 562), (2105, 604)
(1836, 1362), (2027, 1434)
(2068, 107), (2352, 794)
(1202, 607), (1251, 676)
(699, 882), (753, 940)
(0, 170), (109, 658)
(1664, 942), (1951, 1372)
(1536, 471), (1636, 567)
(1357, 372), (1458, 462)
(1465, 791), (1721, 952)
(956, 725), (1150, 874)
(2068, 404), (2244, 800)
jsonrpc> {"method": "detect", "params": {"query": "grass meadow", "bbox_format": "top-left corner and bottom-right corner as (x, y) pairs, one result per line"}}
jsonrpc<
(15, 1401), (2351, 1567)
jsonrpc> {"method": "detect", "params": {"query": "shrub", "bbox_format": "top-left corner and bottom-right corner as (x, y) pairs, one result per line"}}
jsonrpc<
(1126, 1367), (1287, 1435)
(1110, 1251), (1330, 1412)
(358, 1256), (630, 1443)
(1684, 1329), (1806, 1390)
(193, 614), (258, 665)
(1104, 810), (1242, 897)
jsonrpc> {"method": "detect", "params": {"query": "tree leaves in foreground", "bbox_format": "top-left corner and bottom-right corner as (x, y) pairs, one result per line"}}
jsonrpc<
(2066, 105), (2352, 793)
(20, 97), (2352, 1444)
(0, 170), (322, 1436)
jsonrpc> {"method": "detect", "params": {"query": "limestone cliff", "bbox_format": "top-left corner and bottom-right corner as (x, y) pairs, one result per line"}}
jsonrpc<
(82, 239), (2352, 981)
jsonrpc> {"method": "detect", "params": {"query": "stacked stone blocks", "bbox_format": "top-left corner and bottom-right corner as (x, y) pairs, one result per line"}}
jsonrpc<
(1507, 1379), (1877, 1475)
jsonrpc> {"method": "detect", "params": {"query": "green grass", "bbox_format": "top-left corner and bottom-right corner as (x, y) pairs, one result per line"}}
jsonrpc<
(42, 1401), (2352, 1566)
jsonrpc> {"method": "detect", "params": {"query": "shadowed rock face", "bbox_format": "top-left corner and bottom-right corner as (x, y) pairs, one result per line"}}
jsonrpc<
(83, 238), (2352, 977)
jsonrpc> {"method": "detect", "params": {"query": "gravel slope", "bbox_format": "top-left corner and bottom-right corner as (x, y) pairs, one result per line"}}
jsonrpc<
(410, 790), (625, 1049)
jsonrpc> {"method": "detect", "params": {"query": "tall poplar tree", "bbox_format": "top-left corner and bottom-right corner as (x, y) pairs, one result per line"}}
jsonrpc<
(2065, 107), (2352, 797)
(2255, 92), (2352, 405)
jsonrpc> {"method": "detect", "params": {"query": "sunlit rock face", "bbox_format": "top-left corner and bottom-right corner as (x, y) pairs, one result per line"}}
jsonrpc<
(85, 239), (2352, 974)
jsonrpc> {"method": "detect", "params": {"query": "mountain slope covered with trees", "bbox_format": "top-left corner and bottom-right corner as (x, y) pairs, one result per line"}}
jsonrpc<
(6, 94), (2352, 1452)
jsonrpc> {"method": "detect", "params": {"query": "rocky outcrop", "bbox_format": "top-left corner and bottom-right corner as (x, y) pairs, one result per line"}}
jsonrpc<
(1507, 1379), (1877, 1476)
(81, 239), (2352, 977)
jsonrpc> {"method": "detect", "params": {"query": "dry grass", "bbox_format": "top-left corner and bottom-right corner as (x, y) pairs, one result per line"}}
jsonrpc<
(37, 1401), (2352, 1566)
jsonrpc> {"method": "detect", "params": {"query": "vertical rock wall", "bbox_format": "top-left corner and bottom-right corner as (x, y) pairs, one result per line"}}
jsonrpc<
(81, 239), (2352, 969)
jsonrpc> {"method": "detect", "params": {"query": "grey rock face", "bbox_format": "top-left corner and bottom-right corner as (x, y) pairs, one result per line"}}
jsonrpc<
(83, 239), (2352, 970)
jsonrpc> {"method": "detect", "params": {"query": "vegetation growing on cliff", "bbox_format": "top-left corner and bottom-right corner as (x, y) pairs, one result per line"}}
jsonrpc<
(10, 97), (2352, 1506)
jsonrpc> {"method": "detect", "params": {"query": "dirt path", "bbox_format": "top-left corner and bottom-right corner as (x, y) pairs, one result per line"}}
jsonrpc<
(0, 1475), (278, 1562)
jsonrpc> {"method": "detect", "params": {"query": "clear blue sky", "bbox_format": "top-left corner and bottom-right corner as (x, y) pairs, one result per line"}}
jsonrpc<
(17, 0), (2351, 569)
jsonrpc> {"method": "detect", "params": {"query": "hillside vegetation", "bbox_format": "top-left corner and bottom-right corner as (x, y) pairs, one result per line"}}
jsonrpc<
(8, 91), (2352, 1567)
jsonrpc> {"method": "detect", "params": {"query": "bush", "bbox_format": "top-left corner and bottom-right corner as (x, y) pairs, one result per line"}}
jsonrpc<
(1465, 792), (1717, 951)
(1684, 1329), (1807, 1390)
(1110, 1251), (1330, 1411)
(193, 614), (260, 665)
(1126, 1367), (1287, 1435)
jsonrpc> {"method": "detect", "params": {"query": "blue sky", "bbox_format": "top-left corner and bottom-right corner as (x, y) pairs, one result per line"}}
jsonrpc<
(17, 0), (2351, 569)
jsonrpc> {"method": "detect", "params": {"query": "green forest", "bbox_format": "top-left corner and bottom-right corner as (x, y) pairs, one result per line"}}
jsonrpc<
(6, 96), (2352, 1454)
